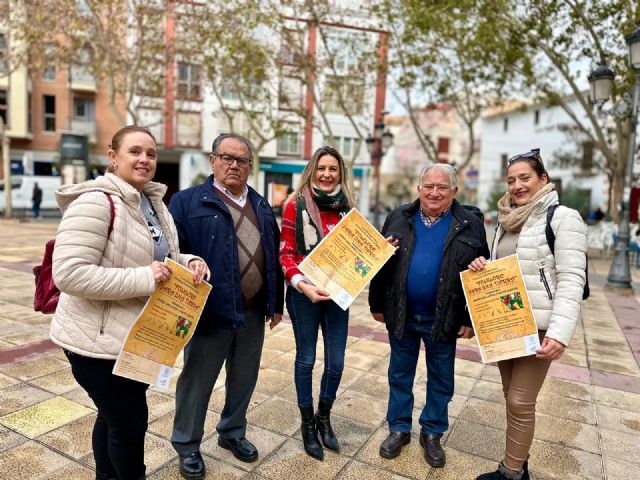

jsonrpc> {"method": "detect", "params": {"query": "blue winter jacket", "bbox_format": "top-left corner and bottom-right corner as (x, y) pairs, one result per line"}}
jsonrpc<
(168, 175), (284, 335)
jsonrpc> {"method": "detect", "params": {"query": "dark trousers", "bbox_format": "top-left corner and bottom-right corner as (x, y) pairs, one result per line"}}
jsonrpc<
(64, 350), (149, 480)
(386, 314), (456, 437)
(286, 287), (349, 408)
(171, 308), (265, 456)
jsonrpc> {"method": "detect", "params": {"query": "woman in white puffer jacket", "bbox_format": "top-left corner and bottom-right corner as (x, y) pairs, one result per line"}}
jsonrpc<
(51, 126), (209, 480)
(468, 149), (587, 480)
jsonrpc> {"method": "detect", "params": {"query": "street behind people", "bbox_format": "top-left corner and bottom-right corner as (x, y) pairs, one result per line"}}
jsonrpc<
(468, 149), (588, 480)
(50, 125), (208, 480)
(32, 182), (42, 218)
(169, 133), (283, 480)
(369, 163), (489, 468)
(279, 146), (356, 460)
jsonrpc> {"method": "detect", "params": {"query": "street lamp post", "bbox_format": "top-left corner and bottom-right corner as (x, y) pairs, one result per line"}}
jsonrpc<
(588, 26), (640, 290)
(366, 114), (394, 230)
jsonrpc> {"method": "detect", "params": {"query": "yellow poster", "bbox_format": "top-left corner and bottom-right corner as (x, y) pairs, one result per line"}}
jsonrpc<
(113, 258), (212, 388)
(460, 255), (540, 363)
(298, 209), (396, 310)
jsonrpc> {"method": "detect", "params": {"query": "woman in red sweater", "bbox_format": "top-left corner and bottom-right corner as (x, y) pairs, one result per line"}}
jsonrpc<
(280, 146), (355, 460)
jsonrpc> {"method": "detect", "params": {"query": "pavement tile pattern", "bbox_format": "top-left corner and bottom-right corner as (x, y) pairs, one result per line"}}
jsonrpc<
(1, 219), (640, 479)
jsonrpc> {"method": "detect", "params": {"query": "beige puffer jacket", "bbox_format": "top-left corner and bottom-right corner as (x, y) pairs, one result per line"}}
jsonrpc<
(50, 173), (197, 359)
(491, 191), (588, 346)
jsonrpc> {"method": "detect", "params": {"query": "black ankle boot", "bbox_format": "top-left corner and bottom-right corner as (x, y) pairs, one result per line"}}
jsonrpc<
(300, 405), (324, 460)
(315, 400), (339, 452)
(476, 461), (524, 480)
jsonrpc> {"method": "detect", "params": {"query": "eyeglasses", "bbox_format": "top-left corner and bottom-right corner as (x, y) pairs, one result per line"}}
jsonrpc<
(421, 184), (451, 193)
(508, 148), (542, 165)
(214, 153), (252, 167)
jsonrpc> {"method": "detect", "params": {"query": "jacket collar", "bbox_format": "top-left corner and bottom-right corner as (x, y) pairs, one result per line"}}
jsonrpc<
(200, 174), (264, 211)
(55, 172), (167, 212)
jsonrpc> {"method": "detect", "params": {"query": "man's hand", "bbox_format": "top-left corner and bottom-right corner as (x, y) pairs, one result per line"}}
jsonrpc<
(266, 313), (282, 330)
(298, 282), (331, 303)
(187, 258), (210, 284)
(372, 312), (384, 323)
(467, 256), (488, 272)
(536, 337), (565, 360)
(458, 326), (475, 339)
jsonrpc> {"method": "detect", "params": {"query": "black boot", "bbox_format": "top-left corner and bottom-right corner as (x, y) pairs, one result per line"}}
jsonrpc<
(315, 400), (339, 452)
(300, 405), (324, 460)
(476, 461), (524, 480)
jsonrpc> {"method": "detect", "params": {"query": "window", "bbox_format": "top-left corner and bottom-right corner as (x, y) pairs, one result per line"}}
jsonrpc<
(500, 153), (508, 177)
(278, 131), (300, 155)
(323, 76), (364, 114)
(71, 46), (94, 83)
(437, 137), (450, 162)
(280, 29), (303, 65)
(43, 95), (56, 132)
(279, 76), (303, 110)
(323, 136), (358, 157)
(581, 141), (594, 171)
(73, 97), (95, 121)
(0, 89), (7, 127)
(534, 109), (540, 126)
(0, 33), (7, 75)
(177, 62), (200, 100)
(42, 44), (56, 80)
(503, 118), (508, 132)
(325, 29), (366, 75)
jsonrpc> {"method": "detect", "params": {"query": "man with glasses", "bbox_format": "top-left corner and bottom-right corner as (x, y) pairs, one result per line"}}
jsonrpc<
(369, 164), (489, 468)
(169, 133), (283, 479)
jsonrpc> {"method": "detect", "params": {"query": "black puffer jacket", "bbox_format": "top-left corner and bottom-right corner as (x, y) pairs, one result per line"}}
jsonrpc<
(369, 199), (489, 342)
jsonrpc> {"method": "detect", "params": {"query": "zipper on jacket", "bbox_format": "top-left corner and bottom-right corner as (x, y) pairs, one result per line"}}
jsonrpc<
(539, 268), (552, 300)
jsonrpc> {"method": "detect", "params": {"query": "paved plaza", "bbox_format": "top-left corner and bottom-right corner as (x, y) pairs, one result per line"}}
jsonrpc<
(1, 218), (640, 480)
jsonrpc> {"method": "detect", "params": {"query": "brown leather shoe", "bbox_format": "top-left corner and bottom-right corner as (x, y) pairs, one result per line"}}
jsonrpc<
(420, 433), (445, 467)
(379, 431), (411, 459)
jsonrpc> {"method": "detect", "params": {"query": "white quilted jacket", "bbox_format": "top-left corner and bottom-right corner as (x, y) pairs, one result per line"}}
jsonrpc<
(491, 191), (588, 346)
(50, 173), (197, 359)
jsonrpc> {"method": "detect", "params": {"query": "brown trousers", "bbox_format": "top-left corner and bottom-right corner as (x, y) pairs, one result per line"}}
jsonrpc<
(497, 343), (552, 471)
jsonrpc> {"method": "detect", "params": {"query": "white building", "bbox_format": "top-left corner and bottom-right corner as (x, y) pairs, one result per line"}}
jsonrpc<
(478, 98), (609, 214)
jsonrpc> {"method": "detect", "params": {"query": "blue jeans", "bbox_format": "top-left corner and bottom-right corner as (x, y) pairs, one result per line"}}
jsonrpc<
(286, 287), (349, 408)
(387, 314), (456, 437)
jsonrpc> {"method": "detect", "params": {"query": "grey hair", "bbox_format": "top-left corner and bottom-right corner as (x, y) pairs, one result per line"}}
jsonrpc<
(418, 164), (458, 188)
(211, 133), (255, 160)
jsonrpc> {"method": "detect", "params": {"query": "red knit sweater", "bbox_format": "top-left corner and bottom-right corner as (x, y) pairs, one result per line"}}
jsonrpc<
(279, 199), (342, 283)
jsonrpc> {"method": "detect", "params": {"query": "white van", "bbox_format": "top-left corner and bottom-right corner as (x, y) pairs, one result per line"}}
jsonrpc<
(0, 175), (61, 215)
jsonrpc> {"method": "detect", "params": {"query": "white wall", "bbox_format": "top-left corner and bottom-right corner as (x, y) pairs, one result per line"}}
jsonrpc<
(478, 98), (609, 212)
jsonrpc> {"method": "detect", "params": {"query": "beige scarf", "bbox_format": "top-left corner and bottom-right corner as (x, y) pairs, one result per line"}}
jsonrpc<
(497, 183), (555, 233)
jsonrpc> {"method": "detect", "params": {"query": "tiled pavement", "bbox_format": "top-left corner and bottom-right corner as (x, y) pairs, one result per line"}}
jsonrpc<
(1, 218), (640, 480)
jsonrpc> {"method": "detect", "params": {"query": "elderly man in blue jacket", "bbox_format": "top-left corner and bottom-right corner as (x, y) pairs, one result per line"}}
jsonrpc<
(169, 133), (283, 480)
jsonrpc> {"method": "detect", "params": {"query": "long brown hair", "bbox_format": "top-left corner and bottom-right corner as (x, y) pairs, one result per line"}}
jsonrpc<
(287, 146), (355, 207)
(106, 125), (157, 173)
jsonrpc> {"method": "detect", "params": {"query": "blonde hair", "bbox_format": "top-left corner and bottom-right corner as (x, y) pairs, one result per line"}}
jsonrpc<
(287, 146), (355, 207)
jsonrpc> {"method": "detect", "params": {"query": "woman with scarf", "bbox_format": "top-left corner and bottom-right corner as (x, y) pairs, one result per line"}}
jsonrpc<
(468, 149), (588, 480)
(279, 146), (355, 460)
